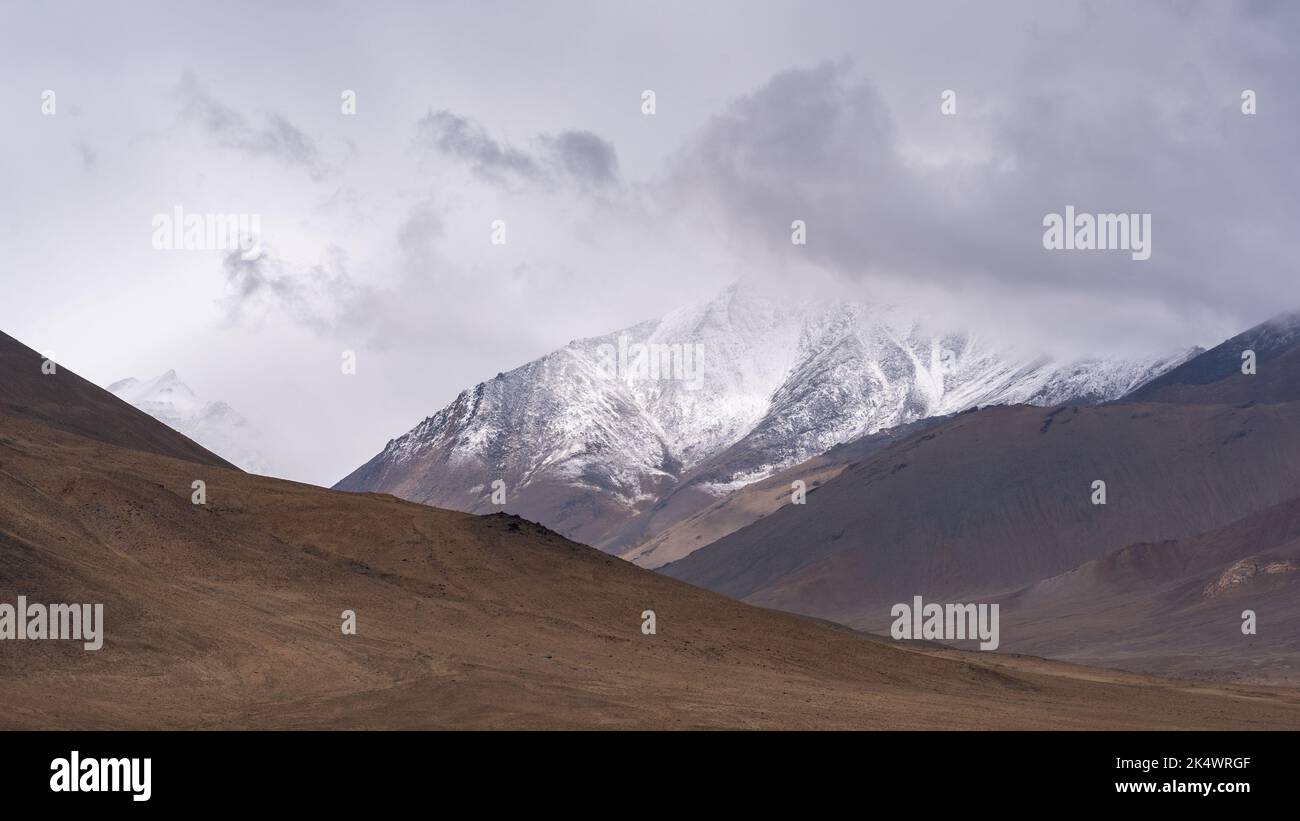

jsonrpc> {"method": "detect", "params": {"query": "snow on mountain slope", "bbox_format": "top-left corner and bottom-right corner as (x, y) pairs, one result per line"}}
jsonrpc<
(334, 282), (1194, 549)
(1126, 309), (1300, 404)
(108, 371), (268, 473)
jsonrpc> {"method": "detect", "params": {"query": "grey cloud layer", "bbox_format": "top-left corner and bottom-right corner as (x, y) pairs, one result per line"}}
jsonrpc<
(668, 46), (1300, 331)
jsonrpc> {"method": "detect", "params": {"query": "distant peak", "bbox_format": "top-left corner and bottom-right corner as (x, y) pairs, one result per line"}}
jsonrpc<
(108, 369), (198, 406)
(147, 369), (190, 391)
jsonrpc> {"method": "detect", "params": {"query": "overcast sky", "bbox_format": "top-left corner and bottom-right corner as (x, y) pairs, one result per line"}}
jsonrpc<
(2, 0), (1297, 485)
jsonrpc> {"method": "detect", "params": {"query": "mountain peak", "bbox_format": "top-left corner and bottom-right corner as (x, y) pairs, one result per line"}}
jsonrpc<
(107, 370), (267, 473)
(336, 284), (1192, 550)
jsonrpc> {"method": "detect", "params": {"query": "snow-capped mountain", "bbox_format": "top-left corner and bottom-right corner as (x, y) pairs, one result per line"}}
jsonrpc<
(334, 282), (1195, 549)
(108, 371), (267, 473)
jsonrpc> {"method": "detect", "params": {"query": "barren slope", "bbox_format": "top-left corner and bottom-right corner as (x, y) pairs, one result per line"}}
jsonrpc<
(664, 401), (1300, 627)
(0, 330), (235, 470)
(2, 413), (1300, 727)
(4, 412), (1300, 728)
(5, 332), (1299, 729)
(621, 417), (943, 568)
(988, 494), (1300, 685)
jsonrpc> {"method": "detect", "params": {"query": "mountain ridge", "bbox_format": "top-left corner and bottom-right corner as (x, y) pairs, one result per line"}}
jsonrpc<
(660, 310), (1300, 681)
(8, 325), (1292, 727)
(336, 282), (1194, 552)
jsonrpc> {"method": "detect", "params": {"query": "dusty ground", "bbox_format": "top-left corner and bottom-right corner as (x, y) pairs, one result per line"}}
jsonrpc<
(3, 412), (1300, 729)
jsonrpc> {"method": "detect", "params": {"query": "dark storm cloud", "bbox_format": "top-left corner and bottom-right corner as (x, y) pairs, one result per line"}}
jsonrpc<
(666, 8), (1300, 333)
(415, 109), (619, 190)
(176, 72), (332, 179)
(667, 62), (916, 271)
